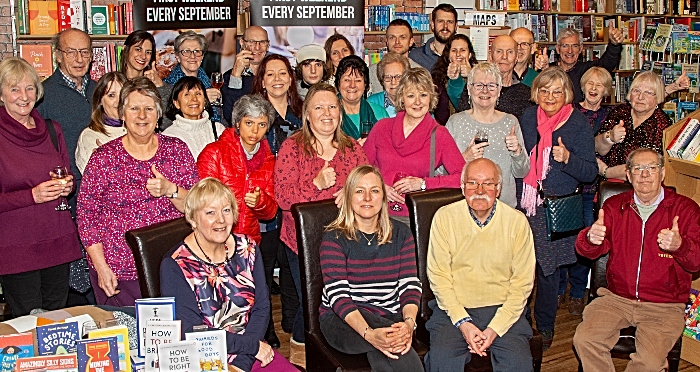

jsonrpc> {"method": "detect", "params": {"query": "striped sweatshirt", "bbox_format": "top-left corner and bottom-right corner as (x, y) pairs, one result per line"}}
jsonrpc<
(319, 220), (422, 320)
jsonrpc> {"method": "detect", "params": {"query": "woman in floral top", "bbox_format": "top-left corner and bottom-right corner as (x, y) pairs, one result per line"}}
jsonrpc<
(160, 178), (296, 372)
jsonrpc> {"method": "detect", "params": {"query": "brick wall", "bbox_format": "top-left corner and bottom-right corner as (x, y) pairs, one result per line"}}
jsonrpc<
(365, 0), (426, 52)
(0, 2), (14, 60)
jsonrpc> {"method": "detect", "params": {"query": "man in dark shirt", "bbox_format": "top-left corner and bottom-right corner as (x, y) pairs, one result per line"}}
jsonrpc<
(408, 3), (457, 71)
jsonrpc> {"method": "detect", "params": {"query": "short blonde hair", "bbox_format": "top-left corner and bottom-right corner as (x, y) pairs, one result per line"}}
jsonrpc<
(395, 67), (438, 112)
(184, 178), (239, 227)
(580, 67), (613, 98)
(531, 67), (574, 105)
(326, 165), (392, 245)
(626, 71), (665, 104)
(0, 57), (44, 101)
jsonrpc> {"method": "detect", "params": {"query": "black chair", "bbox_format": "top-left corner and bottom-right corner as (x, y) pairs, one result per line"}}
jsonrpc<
(577, 181), (681, 372)
(406, 189), (543, 372)
(293, 199), (428, 372)
(125, 217), (191, 298)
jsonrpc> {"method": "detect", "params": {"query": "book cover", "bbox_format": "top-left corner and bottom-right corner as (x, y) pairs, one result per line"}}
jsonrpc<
(0, 333), (35, 372)
(156, 342), (198, 372)
(89, 326), (131, 372)
(19, 44), (54, 79)
(130, 350), (144, 372)
(36, 322), (79, 355)
(682, 63), (699, 93)
(663, 101), (679, 124)
(184, 330), (227, 372)
(135, 298), (175, 358)
(58, 0), (83, 31)
(90, 46), (108, 82)
(670, 118), (700, 157)
(91, 6), (109, 35)
(77, 337), (119, 372)
(145, 320), (180, 372)
(16, 0), (29, 34)
(108, 4), (115, 35)
(28, 0), (58, 35)
(681, 130), (700, 160)
(685, 289), (700, 339)
(640, 24), (657, 50)
(678, 101), (699, 122)
(650, 24), (673, 52)
(15, 354), (78, 372)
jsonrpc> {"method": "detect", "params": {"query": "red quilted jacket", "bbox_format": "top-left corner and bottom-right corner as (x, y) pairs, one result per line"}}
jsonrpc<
(197, 128), (278, 244)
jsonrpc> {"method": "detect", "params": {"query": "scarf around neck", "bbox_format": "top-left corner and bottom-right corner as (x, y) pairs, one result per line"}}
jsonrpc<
(341, 98), (377, 140)
(521, 104), (573, 216)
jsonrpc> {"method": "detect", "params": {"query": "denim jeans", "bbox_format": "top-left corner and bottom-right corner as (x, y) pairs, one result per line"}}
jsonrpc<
(284, 245), (305, 343)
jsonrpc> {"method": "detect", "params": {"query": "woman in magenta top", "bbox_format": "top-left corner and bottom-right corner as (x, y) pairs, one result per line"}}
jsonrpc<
(363, 68), (465, 222)
(274, 83), (368, 362)
(77, 77), (199, 307)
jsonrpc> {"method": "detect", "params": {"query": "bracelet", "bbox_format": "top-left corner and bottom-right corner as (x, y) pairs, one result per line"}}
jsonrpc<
(604, 131), (614, 144)
(602, 166), (609, 179)
(363, 325), (372, 339)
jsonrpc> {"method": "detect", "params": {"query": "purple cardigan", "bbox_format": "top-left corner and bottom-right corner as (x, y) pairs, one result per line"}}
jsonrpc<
(363, 111), (465, 216)
(0, 108), (82, 275)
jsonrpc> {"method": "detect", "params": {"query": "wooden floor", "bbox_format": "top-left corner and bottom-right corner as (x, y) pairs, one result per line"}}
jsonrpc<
(269, 294), (700, 371)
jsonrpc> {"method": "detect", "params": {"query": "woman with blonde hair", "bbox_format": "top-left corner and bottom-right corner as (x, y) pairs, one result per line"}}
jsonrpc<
(319, 165), (423, 371)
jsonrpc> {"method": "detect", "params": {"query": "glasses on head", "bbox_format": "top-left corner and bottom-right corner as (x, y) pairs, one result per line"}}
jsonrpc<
(516, 41), (534, 49)
(470, 83), (500, 92)
(243, 39), (270, 47)
(58, 48), (92, 59)
(179, 49), (203, 58)
(383, 74), (402, 83)
(630, 88), (656, 98)
(462, 181), (500, 191)
(629, 164), (662, 175)
(538, 88), (564, 98)
(558, 43), (582, 50)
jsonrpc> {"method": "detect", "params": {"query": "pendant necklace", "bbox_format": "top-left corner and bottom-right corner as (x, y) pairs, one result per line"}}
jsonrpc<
(360, 231), (376, 246)
(193, 232), (229, 276)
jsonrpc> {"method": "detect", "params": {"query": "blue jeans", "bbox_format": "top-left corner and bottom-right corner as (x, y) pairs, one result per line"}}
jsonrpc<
(284, 245), (305, 343)
(558, 192), (594, 299)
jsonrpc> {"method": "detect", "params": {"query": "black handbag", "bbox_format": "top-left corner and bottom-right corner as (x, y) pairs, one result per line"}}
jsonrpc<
(542, 189), (584, 241)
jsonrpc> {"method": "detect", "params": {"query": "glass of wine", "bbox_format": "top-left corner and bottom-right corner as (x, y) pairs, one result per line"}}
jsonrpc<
(52, 166), (70, 211)
(360, 121), (373, 139)
(391, 172), (408, 212)
(475, 129), (489, 145)
(210, 72), (223, 107)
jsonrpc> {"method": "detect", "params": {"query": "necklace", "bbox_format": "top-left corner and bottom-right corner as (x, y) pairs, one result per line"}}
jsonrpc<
(430, 41), (441, 56)
(359, 231), (376, 246)
(193, 232), (229, 265)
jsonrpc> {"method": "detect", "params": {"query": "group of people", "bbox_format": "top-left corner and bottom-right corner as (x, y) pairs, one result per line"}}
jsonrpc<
(0, 2), (699, 371)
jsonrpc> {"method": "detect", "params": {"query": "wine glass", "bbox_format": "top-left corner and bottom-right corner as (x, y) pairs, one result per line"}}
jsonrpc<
(360, 121), (373, 139)
(210, 72), (223, 107)
(391, 172), (408, 212)
(81, 320), (99, 339)
(52, 166), (71, 211)
(475, 129), (489, 145)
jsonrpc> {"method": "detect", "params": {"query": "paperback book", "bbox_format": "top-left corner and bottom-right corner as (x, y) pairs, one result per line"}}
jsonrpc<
(135, 298), (175, 358)
(77, 337), (119, 372)
(0, 334), (35, 372)
(36, 322), (80, 356)
(15, 354), (78, 372)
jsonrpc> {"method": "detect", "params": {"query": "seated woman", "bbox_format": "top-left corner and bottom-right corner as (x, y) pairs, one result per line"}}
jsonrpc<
(335, 55), (389, 140)
(367, 52), (410, 118)
(431, 34), (477, 125)
(160, 177), (296, 372)
(320, 165), (423, 371)
(163, 76), (225, 159)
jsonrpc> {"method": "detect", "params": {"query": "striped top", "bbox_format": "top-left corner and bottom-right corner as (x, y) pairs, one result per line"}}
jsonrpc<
(319, 220), (422, 320)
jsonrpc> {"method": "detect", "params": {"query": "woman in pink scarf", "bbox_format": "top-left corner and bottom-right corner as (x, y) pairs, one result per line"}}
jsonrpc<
(518, 67), (597, 350)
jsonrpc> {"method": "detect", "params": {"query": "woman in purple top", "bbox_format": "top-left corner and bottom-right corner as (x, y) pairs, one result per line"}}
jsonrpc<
(77, 77), (199, 306)
(0, 57), (82, 317)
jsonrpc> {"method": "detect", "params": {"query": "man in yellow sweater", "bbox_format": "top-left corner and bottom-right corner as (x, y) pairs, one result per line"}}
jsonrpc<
(425, 158), (536, 371)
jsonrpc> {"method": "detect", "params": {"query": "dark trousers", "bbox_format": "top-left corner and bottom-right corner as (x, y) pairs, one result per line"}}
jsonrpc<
(534, 262), (559, 332)
(320, 309), (423, 372)
(424, 300), (532, 372)
(285, 245), (305, 343)
(558, 192), (594, 299)
(0, 263), (70, 317)
(277, 244), (298, 331)
(260, 229), (298, 331)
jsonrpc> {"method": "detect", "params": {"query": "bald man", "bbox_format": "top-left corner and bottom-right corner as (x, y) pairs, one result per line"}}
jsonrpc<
(510, 28), (542, 88)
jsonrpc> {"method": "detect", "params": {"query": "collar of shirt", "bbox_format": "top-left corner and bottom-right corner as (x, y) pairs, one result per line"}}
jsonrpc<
(468, 199), (498, 228)
(59, 69), (89, 97)
(383, 92), (394, 109)
(634, 188), (664, 207)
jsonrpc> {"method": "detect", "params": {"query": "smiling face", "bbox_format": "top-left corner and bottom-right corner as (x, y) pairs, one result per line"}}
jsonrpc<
(383, 62), (405, 102)
(431, 9), (456, 44)
(122, 91), (159, 140)
(490, 36), (517, 74)
(583, 72), (606, 107)
(101, 80), (122, 120)
(537, 80), (566, 117)
(242, 26), (270, 66)
(511, 28), (536, 65)
(262, 59), (291, 100)
(626, 151), (665, 203)
(351, 172), (384, 225)
(55, 29), (91, 85)
(1, 74), (37, 123)
(330, 40), (352, 69)
(306, 90), (341, 138)
(193, 198), (235, 246)
(402, 85), (431, 121)
(468, 70), (500, 110)
(176, 39), (204, 76)
(301, 60), (324, 85)
(174, 86), (206, 120)
(386, 24), (413, 55)
(237, 115), (269, 152)
(127, 40), (153, 74)
(629, 81), (658, 117)
(338, 69), (365, 106)
(462, 159), (501, 214)
(556, 35), (582, 69)
(449, 39), (470, 64)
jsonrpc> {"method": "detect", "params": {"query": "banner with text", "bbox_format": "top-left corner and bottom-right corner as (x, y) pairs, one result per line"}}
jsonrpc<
(133, 0), (238, 30)
(250, 0), (364, 27)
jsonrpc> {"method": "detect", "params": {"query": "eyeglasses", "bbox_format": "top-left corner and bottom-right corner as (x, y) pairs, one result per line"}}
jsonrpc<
(538, 88), (564, 98)
(516, 41), (534, 49)
(629, 164), (662, 175)
(630, 88), (656, 98)
(462, 181), (500, 191)
(383, 74), (402, 83)
(57, 48), (92, 59)
(179, 49), (204, 58)
(243, 39), (270, 47)
(558, 43), (582, 50)
(470, 83), (500, 92)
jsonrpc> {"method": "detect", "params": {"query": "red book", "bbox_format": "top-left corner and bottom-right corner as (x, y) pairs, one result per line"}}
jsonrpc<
(19, 44), (54, 79)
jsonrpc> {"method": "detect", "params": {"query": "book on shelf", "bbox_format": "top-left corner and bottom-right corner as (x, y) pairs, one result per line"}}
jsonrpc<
(19, 44), (54, 79)
(0, 333), (34, 372)
(685, 288), (700, 339)
(651, 24), (673, 53)
(145, 320), (181, 372)
(678, 101), (699, 122)
(17, 0), (29, 34)
(89, 325), (131, 372)
(156, 341), (198, 372)
(58, 0), (85, 31)
(667, 117), (699, 157)
(15, 354), (78, 372)
(663, 100), (678, 122)
(90, 5), (109, 35)
(682, 63), (699, 93)
(28, 0), (58, 35)
(135, 298), (176, 359)
(77, 337), (120, 372)
(36, 322), (80, 355)
(184, 330), (227, 372)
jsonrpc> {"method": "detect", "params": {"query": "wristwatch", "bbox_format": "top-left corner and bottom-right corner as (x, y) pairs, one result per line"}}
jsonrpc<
(404, 317), (417, 331)
(420, 179), (426, 191)
(168, 185), (179, 199)
(604, 130), (613, 143)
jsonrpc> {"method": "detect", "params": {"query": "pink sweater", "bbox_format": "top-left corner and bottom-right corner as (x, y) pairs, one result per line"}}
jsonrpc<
(363, 112), (465, 216)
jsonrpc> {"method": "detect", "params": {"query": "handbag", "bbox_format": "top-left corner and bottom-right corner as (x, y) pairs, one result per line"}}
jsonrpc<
(542, 189), (584, 241)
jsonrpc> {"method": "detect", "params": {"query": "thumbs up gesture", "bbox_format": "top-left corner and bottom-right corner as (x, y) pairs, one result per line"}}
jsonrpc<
(534, 47), (549, 70)
(610, 120), (626, 144)
(587, 209), (607, 245)
(146, 164), (176, 198)
(447, 62), (460, 80)
(552, 137), (570, 163)
(144, 61), (164, 87)
(245, 186), (262, 208)
(657, 216), (682, 252)
(504, 125), (521, 154)
(313, 161), (337, 190)
(608, 23), (624, 45)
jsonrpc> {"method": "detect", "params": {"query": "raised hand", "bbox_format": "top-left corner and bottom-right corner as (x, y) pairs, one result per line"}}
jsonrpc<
(144, 62), (164, 87)
(460, 63), (471, 78)
(146, 164), (175, 198)
(587, 209), (606, 245)
(658, 216), (683, 252)
(608, 23), (624, 45)
(610, 120), (626, 143)
(552, 137), (570, 163)
(313, 161), (336, 190)
(447, 62), (460, 80)
(535, 48), (549, 70)
(504, 125), (521, 154)
(233, 50), (253, 77)
(463, 137), (488, 162)
(244, 187), (261, 208)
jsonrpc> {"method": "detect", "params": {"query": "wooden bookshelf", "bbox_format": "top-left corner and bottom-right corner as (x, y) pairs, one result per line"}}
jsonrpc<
(365, 30), (431, 35)
(17, 34), (128, 41)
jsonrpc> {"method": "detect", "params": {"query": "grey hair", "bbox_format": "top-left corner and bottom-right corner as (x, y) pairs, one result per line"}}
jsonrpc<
(119, 77), (163, 119)
(231, 94), (277, 129)
(557, 28), (583, 45)
(460, 158), (503, 184)
(466, 62), (503, 86)
(376, 52), (410, 88)
(626, 148), (664, 169)
(51, 28), (92, 51)
(174, 30), (209, 53)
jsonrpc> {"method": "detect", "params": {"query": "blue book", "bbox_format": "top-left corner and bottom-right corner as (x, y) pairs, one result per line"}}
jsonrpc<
(36, 322), (80, 355)
(77, 337), (119, 372)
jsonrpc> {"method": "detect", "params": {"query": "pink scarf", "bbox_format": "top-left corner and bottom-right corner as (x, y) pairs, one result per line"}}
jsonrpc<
(521, 104), (574, 216)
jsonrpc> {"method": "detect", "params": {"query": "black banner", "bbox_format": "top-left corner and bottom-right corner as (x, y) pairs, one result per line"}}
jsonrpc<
(250, 0), (364, 27)
(133, 0), (238, 31)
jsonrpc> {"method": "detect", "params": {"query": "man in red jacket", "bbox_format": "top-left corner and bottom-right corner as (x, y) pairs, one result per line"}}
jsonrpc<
(573, 148), (700, 371)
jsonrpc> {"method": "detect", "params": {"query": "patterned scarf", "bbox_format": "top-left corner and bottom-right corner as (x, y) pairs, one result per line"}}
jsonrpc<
(163, 65), (212, 88)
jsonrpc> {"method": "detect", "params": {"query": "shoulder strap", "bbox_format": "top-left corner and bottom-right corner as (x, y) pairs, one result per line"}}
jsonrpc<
(211, 119), (219, 141)
(429, 126), (438, 178)
(45, 119), (59, 153)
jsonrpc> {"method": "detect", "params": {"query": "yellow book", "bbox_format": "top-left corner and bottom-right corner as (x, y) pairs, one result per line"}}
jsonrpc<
(28, 1), (58, 35)
(88, 325), (131, 372)
(508, 0), (520, 10)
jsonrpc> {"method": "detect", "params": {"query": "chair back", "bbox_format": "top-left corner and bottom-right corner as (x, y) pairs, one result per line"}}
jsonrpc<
(405, 188), (464, 345)
(125, 217), (192, 298)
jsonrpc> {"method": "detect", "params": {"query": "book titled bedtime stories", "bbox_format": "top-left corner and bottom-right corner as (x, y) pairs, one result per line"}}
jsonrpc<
(37, 322), (80, 355)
